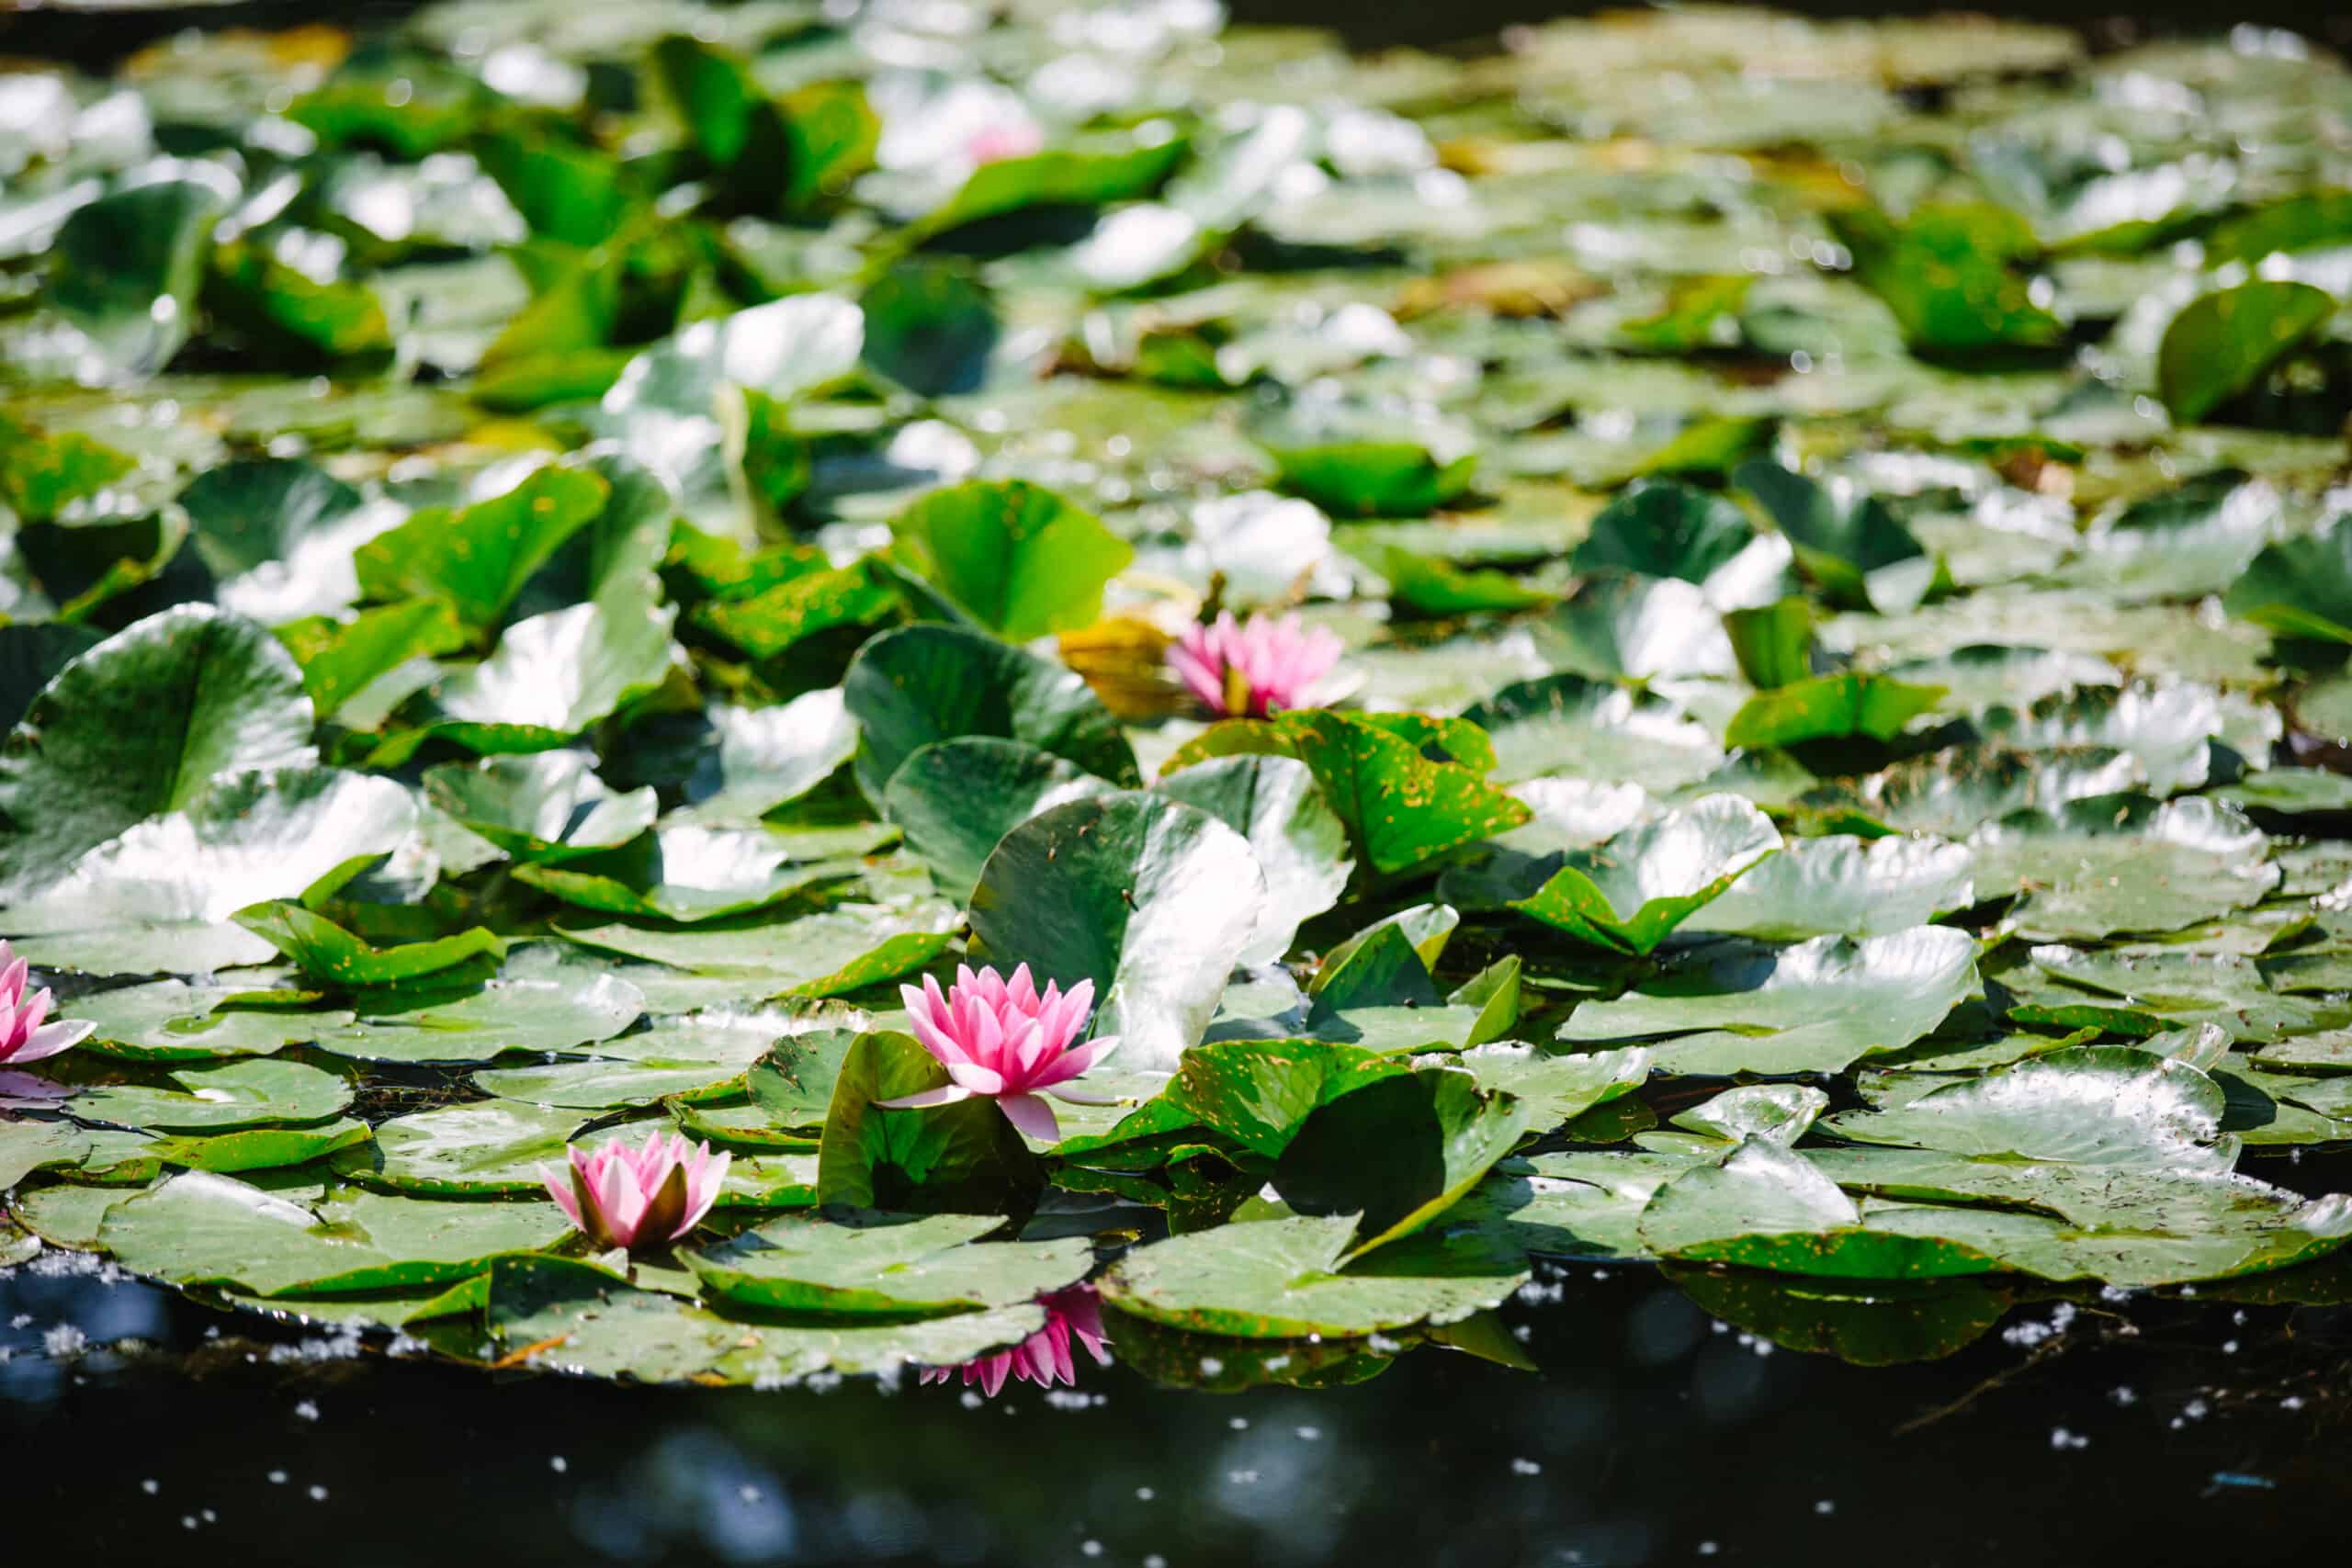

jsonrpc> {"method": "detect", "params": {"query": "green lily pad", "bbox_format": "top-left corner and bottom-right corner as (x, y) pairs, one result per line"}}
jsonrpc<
(1510, 795), (1781, 955)
(74, 1057), (353, 1134)
(1967, 795), (2278, 941)
(0, 604), (316, 900)
(844, 623), (1138, 807)
(514, 823), (880, 922)
(1558, 927), (1981, 1076)
(683, 1212), (1091, 1318)
(2157, 280), (2337, 426)
(1463, 675), (1724, 793)
(355, 467), (609, 631)
(1156, 754), (1352, 967)
(1271, 1067), (1532, 1258)
(421, 750), (657, 863)
(883, 737), (1118, 904)
(2225, 512), (2352, 645)
(1736, 459), (1939, 615)
(1102, 1213), (1528, 1339)
(99, 1171), (567, 1295)
(894, 480), (1131, 641)
(311, 950), (643, 1065)
(968, 792), (1261, 1072)
(1683, 833), (1974, 941)
(68, 979), (355, 1063)
(1165, 711), (1529, 879)
(231, 902), (504, 987)
(486, 1253), (1045, 1385)
(1823, 1045), (2234, 1172)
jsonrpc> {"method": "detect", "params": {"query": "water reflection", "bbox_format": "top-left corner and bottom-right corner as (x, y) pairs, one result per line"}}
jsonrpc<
(4, 1254), (2351, 1564)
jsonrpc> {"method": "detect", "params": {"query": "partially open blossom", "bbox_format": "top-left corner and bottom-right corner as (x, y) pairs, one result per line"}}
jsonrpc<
(1169, 610), (1344, 718)
(966, 119), (1046, 165)
(540, 1131), (729, 1253)
(0, 942), (90, 1067)
(922, 1285), (1112, 1397)
(877, 964), (1117, 1142)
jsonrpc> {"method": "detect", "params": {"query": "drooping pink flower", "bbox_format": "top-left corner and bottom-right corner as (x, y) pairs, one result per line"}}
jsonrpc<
(1169, 611), (1344, 718)
(539, 1130), (730, 1253)
(0, 942), (90, 1067)
(966, 120), (1046, 165)
(922, 1285), (1112, 1397)
(876, 963), (1117, 1142)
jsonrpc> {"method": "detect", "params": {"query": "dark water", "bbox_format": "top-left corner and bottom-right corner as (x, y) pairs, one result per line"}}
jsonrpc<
(8, 1252), (2352, 1565)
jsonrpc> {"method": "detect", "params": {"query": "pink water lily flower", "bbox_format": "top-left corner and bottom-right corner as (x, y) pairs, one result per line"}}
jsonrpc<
(0, 942), (91, 1067)
(1170, 610), (1344, 718)
(922, 1285), (1112, 1397)
(540, 1131), (730, 1253)
(966, 120), (1046, 165)
(878, 963), (1117, 1142)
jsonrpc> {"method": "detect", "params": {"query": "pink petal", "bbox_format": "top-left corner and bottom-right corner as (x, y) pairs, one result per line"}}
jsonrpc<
(996, 1092), (1060, 1143)
(538, 1163), (585, 1231)
(946, 1059), (1007, 1096)
(875, 1085), (977, 1111)
(9, 1018), (91, 1064)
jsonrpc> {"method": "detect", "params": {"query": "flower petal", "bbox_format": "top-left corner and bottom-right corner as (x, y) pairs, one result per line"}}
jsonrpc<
(995, 1092), (1060, 1143)
(874, 1085), (977, 1111)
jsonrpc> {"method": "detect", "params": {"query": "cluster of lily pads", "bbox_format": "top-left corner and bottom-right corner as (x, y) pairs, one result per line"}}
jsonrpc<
(4, 0), (2352, 1390)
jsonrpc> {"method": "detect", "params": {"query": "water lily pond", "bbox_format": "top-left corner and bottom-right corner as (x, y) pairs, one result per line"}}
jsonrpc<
(6, 0), (2352, 1559)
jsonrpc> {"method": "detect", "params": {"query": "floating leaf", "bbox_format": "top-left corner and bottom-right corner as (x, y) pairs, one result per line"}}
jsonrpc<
(1509, 795), (1781, 955)
(2157, 280), (2336, 427)
(967, 793), (1262, 1073)
(894, 479), (1131, 644)
(883, 737), (1117, 904)
(1165, 711), (1529, 878)
(1271, 1068), (1532, 1258)
(1463, 675), (1724, 793)
(845, 623), (1138, 805)
(1736, 460), (1939, 615)
(1558, 928), (1981, 1076)
(231, 902), (504, 988)
(0, 605), (316, 900)
(684, 1213), (1091, 1318)
(1967, 795), (2278, 941)
(1101, 1213), (1527, 1339)
(421, 751), (656, 863)
(355, 468), (609, 631)
(1684, 834), (1974, 941)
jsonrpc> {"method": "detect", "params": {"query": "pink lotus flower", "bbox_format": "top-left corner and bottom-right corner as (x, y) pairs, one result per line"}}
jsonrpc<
(966, 120), (1045, 165)
(877, 963), (1117, 1141)
(1170, 611), (1344, 718)
(539, 1130), (730, 1253)
(922, 1285), (1112, 1396)
(0, 942), (90, 1067)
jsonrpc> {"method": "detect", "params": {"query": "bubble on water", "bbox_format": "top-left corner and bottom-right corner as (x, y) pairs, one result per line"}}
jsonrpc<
(141, 1480), (159, 1495)
(1295, 1427), (1320, 1441)
(294, 1400), (321, 1421)
(41, 1324), (86, 1358)
(1815, 1501), (1835, 1516)
(1228, 1416), (1249, 1430)
(549, 1457), (568, 1473)
(1511, 1458), (1543, 1476)
(309, 1485), (329, 1502)
(2050, 1427), (2089, 1450)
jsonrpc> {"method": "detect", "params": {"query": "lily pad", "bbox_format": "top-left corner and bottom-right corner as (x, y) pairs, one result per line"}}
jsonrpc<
(683, 1213), (1091, 1318)
(1101, 1213), (1528, 1339)
(844, 623), (1138, 806)
(1557, 927), (1981, 1077)
(1509, 795), (1781, 955)
(967, 792), (1262, 1072)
